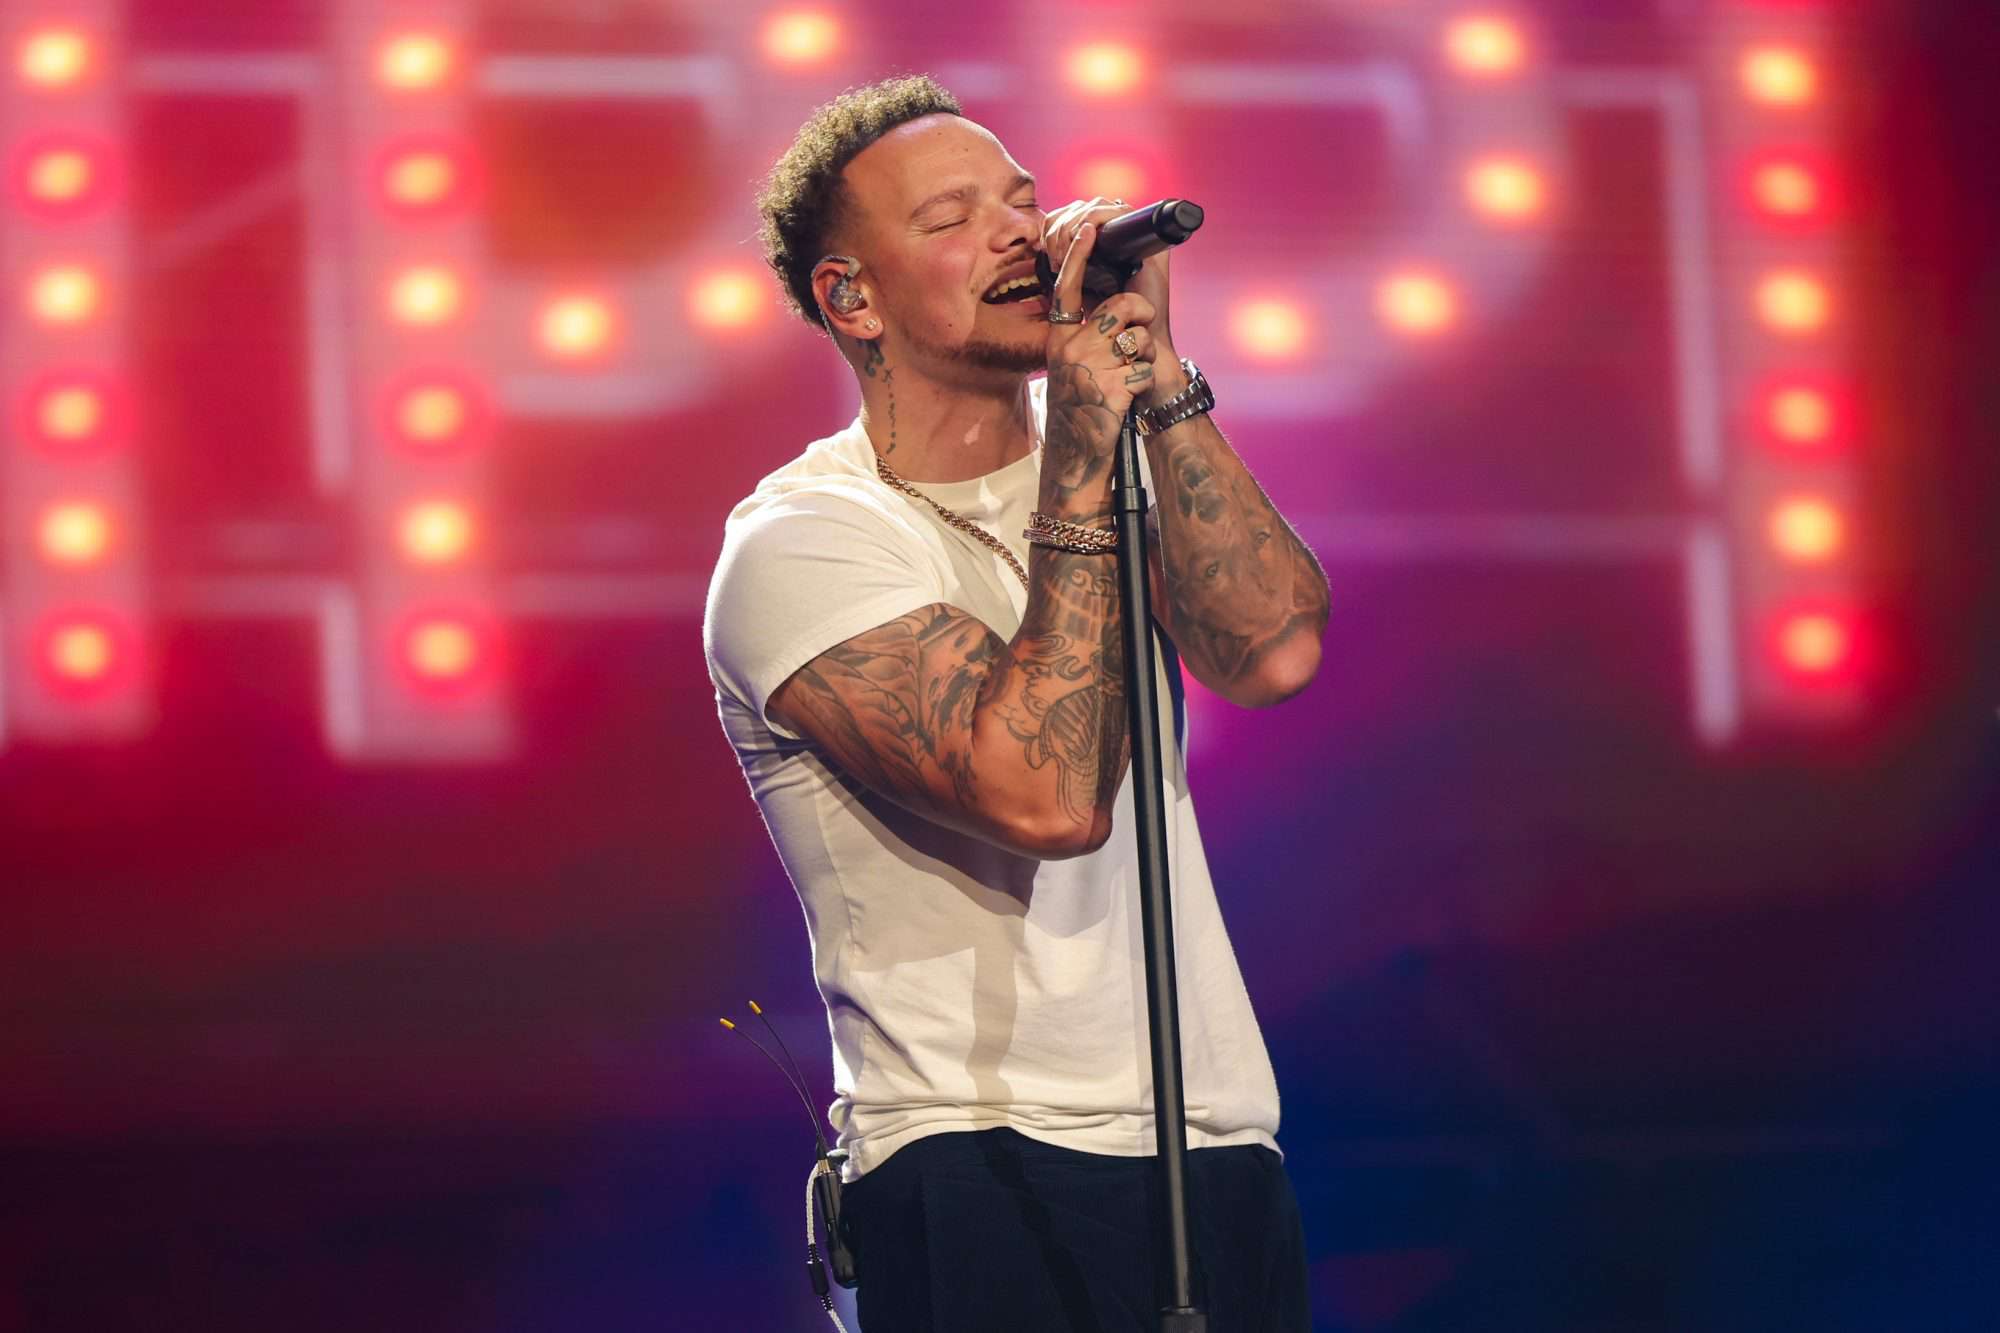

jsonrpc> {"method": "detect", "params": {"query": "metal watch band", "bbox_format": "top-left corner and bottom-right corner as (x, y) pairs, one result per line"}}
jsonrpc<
(1134, 358), (1214, 437)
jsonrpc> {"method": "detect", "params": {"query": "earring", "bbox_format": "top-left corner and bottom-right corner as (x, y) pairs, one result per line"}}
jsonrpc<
(864, 318), (879, 332)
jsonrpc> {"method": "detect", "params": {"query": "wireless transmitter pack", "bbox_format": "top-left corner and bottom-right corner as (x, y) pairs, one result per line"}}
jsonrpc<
(720, 1002), (859, 1330)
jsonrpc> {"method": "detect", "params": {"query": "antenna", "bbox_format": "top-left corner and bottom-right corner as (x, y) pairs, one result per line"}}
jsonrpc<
(720, 1002), (831, 1159)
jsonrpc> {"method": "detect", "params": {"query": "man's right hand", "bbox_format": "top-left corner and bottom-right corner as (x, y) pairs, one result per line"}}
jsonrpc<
(1041, 222), (1160, 512)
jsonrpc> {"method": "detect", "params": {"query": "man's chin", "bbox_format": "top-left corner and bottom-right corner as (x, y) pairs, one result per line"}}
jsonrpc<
(957, 334), (1047, 375)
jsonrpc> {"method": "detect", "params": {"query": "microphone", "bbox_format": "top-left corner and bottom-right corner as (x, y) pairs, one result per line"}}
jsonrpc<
(1036, 198), (1206, 295)
(1090, 198), (1205, 279)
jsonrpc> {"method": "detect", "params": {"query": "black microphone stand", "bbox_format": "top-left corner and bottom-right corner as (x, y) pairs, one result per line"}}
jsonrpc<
(1112, 404), (1207, 1332)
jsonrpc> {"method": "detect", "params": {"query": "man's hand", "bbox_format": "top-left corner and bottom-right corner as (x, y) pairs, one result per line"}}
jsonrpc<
(1042, 198), (1188, 407)
(1039, 219), (1161, 512)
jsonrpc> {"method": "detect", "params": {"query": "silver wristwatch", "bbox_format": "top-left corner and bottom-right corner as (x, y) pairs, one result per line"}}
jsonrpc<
(1134, 358), (1215, 437)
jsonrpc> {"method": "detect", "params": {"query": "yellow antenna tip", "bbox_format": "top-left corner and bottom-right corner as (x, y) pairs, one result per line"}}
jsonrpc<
(719, 1018), (736, 1029)
(748, 1000), (763, 1014)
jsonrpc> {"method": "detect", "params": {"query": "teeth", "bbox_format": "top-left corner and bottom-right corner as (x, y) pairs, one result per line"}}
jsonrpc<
(983, 275), (1042, 300)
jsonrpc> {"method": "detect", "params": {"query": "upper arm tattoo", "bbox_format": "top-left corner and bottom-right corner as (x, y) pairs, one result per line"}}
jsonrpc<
(772, 605), (999, 810)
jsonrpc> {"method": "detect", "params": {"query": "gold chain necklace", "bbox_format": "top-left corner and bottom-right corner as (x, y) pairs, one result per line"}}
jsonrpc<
(874, 453), (1031, 591)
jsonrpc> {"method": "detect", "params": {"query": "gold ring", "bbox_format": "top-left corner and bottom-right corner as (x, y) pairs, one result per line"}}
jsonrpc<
(1113, 328), (1141, 361)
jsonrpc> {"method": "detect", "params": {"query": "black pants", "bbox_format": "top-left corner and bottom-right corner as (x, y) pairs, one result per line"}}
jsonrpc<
(841, 1128), (1310, 1333)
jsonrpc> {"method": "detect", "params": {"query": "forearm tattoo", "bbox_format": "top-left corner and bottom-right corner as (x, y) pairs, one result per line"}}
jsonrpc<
(1149, 421), (1329, 689)
(996, 561), (1126, 825)
(1041, 363), (1120, 506)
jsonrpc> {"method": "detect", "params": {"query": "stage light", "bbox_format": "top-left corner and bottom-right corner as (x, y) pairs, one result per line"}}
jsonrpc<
(538, 294), (617, 361)
(384, 373), (490, 454)
(36, 500), (114, 567)
(397, 500), (475, 566)
(1228, 298), (1309, 363)
(760, 11), (840, 67)
(1749, 157), (1828, 223)
(377, 31), (456, 91)
(375, 138), (477, 218)
(1756, 270), (1831, 334)
(1773, 607), (1855, 680)
(1760, 380), (1844, 452)
(1065, 42), (1144, 97)
(27, 262), (102, 326)
(689, 269), (766, 331)
(1073, 155), (1148, 204)
(1444, 16), (1526, 77)
(388, 264), (464, 326)
(1465, 156), (1546, 223)
(396, 609), (500, 696)
(1767, 496), (1844, 563)
(18, 27), (92, 90)
(21, 373), (125, 454)
(13, 137), (117, 219)
(1376, 271), (1459, 337)
(1741, 46), (1817, 108)
(34, 610), (134, 696)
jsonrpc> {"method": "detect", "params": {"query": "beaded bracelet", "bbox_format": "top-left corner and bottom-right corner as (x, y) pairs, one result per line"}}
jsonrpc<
(1024, 511), (1119, 554)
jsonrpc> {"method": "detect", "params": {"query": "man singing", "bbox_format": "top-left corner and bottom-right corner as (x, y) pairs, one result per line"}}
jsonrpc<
(704, 75), (1327, 1331)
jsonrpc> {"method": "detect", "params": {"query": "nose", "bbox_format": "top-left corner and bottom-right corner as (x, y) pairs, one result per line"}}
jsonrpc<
(1005, 203), (1046, 252)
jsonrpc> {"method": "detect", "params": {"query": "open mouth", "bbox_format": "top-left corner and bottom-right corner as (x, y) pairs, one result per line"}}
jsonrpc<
(981, 275), (1045, 305)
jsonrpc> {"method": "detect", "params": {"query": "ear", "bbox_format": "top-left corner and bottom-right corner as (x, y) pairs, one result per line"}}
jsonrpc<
(811, 257), (876, 342)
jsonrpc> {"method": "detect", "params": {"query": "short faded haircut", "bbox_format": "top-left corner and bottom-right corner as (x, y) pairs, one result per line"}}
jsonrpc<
(756, 74), (963, 331)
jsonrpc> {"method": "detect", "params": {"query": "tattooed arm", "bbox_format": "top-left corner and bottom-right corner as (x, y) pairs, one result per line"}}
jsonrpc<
(767, 223), (1149, 859)
(1141, 369), (1329, 707)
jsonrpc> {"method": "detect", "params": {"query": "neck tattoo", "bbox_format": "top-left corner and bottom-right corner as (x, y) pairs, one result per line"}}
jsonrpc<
(862, 338), (895, 454)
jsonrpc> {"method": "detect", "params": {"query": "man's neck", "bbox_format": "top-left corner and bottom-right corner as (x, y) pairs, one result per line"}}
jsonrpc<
(855, 354), (1037, 483)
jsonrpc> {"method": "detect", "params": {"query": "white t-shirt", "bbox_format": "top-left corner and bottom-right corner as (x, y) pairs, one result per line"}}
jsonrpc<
(703, 377), (1281, 1181)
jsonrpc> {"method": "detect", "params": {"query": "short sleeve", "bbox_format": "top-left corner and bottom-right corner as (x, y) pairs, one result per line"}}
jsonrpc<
(704, 489), (949, 739)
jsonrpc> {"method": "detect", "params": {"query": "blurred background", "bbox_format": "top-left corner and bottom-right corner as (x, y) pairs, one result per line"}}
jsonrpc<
(3, 0), (1996, 1328)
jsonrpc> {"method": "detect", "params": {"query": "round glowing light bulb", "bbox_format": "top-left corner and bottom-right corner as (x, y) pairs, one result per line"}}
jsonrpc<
(378, 32), (455, 91)
(405, 618), (479, 681)
(18, 28), (91, 89)
(1229, 298), (1310, 362)
(1776, 611), (1852, 676)
(1445, 16), (1526, 76)
(761, 12), (840, 67)
(690, 270), (766, 330)
(1752, 161), (1824, 220)
(1376, 271), (1460, 337)
(538, 295), (617, 361)
(397, 501), (476, 566)
(1465, 156), (1546, 222)
(1073, 156), (1148, 204)
(397, 384), (468, 443)
(28, 263), (101, 325)
(37, 501), (113, 566)
(388, 266), (464, 326)
(46, 619), (114, 682)
(39, 385), (104, 441)
(384, 150), (457, 208)
(1756, 270), (1831, 334)
(26, 147), (92, 202)
(1741, 46), (1817, 108)
(1768, 497), (1844, 563)
(1768, 386), (1835, 447)
(1066, 42), (1145, 97)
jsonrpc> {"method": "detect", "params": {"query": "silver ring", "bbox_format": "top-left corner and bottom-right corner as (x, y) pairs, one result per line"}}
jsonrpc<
(1046, 306), (1085, 324)
(1112, 328), (1141, 360)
